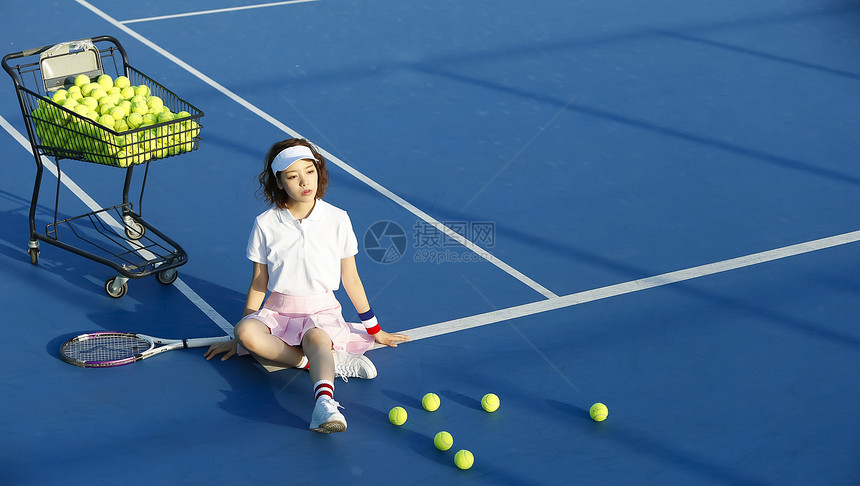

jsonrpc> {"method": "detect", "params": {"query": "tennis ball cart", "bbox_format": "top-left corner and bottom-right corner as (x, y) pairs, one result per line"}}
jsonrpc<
(2, 36), (203, 298)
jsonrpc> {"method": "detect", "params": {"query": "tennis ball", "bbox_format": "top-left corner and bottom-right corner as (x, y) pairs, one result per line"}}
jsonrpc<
(80, 96), (98, 111)
(98, 114), (115, 129)
(74, 74), (90, 87)
(107, 93), (121, 105)
(388, 406), (407, 426)
(126, 112), (143, 129)
(187, 120), (200, 138)
(157, 110), (174, 124)
(422, 393), (440, 412)
(131, 101), (148, 116)
(110, 106), (126, 120)
(481, 393), (500, 412)
(120, 86), (135, 100)
(454, 450), (474, 470)
(133, 84), (150, 97)
(434, 431), (453, 451)
(114, 75), (131, 89)
(590, 402), (608, 422)
(51, 89), (68, 103)
(97, 74), (113, 90)
(90, 87), (107, 101)
(116, 149), (130, 167)
(60, 97), (79, 109)
(146, 96), (163, 112)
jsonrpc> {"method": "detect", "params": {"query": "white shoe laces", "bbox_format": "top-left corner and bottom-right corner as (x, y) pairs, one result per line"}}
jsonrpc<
(319, 396), (343, 413)
(334, 351), (365, 382)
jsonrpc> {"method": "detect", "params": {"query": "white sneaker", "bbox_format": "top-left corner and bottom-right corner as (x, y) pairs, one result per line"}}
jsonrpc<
(333, 350), (377, 381)
(309, 396), (347, 433)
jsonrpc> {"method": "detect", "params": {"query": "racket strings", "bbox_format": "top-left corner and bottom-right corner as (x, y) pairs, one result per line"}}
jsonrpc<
(61, 334), (153, 364)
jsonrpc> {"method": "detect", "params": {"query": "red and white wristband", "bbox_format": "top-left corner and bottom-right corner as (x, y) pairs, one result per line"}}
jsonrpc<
(358, 309), (381, 335)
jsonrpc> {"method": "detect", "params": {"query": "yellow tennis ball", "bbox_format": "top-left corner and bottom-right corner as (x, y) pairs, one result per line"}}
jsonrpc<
(110, 106), (126, 121)
(126, 112), (143, 129)
(97, 74), (113, 90)
(434, 431), (453, 451)
(388, 406), (407, 426)
(120, 86), (135, 100)
(80, 96), (98, 111)
(90, 87), (107, 102)
(114, 76), (131, 89)
(51, 89), (68, 103)
(422, 393), (440, 412)
(74, 74), (90, 87)
(481, 393), (500, 412)
(454, 450), (474, 470)
(590, 402), (609, 422)
(157, 110), (174, 124)
(131, 101), (148, 116)
(146, 96), (164, 112)
(98, 114), (115, 129)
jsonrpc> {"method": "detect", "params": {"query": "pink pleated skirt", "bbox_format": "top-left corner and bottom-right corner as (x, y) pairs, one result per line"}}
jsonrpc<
(237, 291), (375, 356)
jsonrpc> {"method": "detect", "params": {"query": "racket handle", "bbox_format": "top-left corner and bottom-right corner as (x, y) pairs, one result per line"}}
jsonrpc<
(183, 336), (233, 348)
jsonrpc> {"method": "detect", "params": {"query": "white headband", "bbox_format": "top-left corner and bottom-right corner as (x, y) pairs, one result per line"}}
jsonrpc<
(271, 145), (316, 175)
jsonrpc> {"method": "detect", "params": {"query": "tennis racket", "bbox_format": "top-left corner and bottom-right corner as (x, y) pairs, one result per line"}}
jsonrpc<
(60, 332), (232, 368)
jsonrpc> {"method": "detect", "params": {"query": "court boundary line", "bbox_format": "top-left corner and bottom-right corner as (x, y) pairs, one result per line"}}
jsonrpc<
(389, 229), (860, 343)
(76, 0), (558, 300)
(120, 0), (320, 25)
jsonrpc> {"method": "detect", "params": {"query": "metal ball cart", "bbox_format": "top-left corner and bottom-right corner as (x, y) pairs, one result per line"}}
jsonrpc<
(2, 36), (203, 298)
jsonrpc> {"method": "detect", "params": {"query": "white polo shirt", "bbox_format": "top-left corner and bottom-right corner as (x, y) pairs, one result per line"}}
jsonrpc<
(246, 199), (359, 296)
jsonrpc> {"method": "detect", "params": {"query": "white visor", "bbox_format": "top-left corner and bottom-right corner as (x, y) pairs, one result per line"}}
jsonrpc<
(271, 145), (316, 175)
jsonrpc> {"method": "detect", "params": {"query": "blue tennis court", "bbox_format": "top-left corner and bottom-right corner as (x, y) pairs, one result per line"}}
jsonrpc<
(2, 1), (859, 484)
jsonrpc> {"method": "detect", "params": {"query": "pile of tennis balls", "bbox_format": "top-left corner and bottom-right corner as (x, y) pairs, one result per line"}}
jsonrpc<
(388, 392), (502, 471)
(29, 73), (200, 167)
(389, 394), (610, 471)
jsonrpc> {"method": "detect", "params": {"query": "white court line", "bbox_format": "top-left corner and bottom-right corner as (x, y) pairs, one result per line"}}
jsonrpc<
(77, 0), (558, 300)
(120, 0), (320, 24)
(391, 229), (860, 343)
(0, 114), (235, 336)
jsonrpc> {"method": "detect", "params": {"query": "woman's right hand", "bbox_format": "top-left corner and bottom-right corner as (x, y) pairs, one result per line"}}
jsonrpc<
(204, 338), (238, 361)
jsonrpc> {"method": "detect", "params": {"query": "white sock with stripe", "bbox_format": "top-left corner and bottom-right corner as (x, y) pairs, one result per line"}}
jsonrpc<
(314, 380), (334, 401)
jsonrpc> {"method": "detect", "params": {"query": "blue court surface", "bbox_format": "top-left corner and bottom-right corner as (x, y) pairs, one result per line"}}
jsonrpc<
(2, 1), (860, 485)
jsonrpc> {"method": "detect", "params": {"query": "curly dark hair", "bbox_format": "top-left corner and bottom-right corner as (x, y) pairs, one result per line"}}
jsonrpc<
(258, 138), (329, 209)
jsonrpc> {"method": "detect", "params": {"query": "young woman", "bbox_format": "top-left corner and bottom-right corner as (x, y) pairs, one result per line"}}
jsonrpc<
(205, 138), (409, 433)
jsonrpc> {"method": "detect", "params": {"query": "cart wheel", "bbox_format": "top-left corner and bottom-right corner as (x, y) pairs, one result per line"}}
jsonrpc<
(28, 248), (39, 265)
(105, 277), (128, 299)
(124, 221), (145, 240)
(156, 268), (178, 285)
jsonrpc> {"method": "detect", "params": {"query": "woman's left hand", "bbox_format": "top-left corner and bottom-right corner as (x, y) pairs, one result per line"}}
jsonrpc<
(373, 329), (410, 347)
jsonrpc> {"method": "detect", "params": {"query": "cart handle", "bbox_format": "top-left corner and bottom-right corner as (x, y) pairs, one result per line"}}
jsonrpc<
(3, 35), (129, 84)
